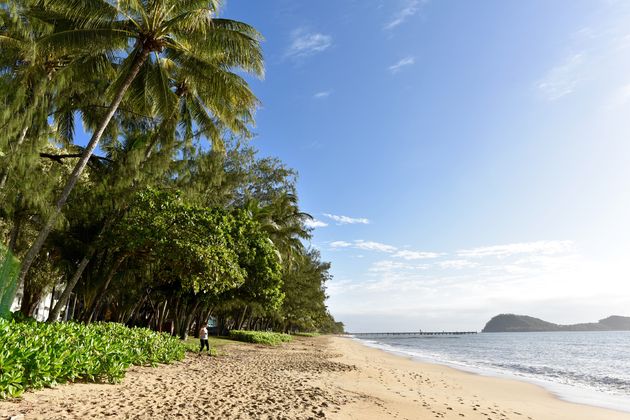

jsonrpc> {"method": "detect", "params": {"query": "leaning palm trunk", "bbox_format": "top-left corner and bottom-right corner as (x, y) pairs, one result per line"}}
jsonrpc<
(16, 48), (151, 305)
(85, 254), (126, 323)
(46, 250), (93, 322)
(47, 117), (173, 323)
(47, 210), (119, 322)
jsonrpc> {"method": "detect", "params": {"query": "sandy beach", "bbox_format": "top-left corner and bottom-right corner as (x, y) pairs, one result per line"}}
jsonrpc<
(1, 336), (629, 419)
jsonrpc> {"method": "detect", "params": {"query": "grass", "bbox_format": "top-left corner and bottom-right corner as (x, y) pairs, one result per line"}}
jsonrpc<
(183, 335), (233, 356)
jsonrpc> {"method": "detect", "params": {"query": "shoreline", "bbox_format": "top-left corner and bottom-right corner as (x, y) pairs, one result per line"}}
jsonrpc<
(327, 335), (630, 419)
(1, 335), (629, 419)
(352, 335), (630, 414)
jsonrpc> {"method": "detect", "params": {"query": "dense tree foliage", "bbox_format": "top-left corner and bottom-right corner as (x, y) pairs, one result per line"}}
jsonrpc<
(0, 0), (343, 336)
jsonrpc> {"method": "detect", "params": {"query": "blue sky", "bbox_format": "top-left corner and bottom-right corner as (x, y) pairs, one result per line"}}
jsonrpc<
(217, 0), (630, 332)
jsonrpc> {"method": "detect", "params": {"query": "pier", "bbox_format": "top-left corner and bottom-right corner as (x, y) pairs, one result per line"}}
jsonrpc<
(349, 331), (477, 336)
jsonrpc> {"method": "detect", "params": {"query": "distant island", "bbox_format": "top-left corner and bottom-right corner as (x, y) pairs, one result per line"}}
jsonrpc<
(482, 314), (630, 332)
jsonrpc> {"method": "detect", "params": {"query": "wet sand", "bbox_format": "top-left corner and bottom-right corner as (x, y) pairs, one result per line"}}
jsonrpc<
(1, 335), (629, 419)
(325, 336), (630, 419)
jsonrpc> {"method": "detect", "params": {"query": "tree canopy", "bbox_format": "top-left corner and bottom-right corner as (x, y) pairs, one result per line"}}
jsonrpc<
(0, 0), (343, 337)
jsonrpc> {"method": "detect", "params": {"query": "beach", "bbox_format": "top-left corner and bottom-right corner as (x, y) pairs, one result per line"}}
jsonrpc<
(1, 336), (629, 419)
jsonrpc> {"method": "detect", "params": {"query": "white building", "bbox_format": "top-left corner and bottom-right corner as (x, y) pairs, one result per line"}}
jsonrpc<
(11, 285), (59, 322)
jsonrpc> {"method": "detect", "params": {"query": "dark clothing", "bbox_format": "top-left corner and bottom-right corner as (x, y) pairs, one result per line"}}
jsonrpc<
(199, 338), (209, 352)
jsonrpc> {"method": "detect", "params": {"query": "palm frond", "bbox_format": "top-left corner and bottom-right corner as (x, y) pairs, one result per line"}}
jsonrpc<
(37, 28), (132, 55)
(54, 108), (75, 145)
(34, 0), (119, 28)
(147, 56), (177, 117)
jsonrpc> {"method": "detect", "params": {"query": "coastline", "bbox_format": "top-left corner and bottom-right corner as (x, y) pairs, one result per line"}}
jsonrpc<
(1, 335), (629, 419)
(327, 336), (630, 419)
(353, 335), (630, 414)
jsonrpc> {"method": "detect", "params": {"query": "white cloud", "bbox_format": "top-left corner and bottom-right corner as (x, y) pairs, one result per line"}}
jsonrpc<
(536, 53), (585, 100)
(330, 241), (352, 248)
(326, 237), (630, 331)
(304, 218), (328, 229)
(393, 250), (441, 260)
(354, 240), (397, 253)
(438, 259), (479, 269)
(369, 260), (414, 273)
(326, 238), (630, 332)
(328, 239), (440, 260)
(329, 239), (396, 253)
(389, 56), (415, 73)
(323, 213), (370, 225)
(384, 0), (423, 30)
(457, 240), (574, 258)
(313, 90), (332, 99)
(286, 29), (332, 59)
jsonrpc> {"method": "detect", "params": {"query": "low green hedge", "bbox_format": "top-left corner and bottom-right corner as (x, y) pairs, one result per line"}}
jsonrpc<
(0, 319), (186, 399)
(292, 332), (320, 337)
(229, 330), (292, 345)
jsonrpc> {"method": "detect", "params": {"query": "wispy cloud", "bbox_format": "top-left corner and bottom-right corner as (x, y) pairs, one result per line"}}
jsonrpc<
(325, 237), (630, 332)
(329, 240), (396, 253)
(326, 239), (604, 330)
(457, 240), (574, 259)
(304, 218), (328, 229)
(393, 250), (441, 260)
(384, 0), (423, 30)
(329, 240), (439, 259)
(389, 56), (415, 74)
(286, 29), (332, 59)
(330, 241), (352, 248)
(438, 259), (479, 269)
(369, 260), (415, 273)
(323, 213), (370, 225)
(536, 53), (585, 100)
(313, 90), (332, 99)
(354, 240), (397, 253)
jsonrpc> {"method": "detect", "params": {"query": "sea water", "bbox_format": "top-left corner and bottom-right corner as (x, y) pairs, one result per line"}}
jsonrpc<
(353, 331), (630, 412)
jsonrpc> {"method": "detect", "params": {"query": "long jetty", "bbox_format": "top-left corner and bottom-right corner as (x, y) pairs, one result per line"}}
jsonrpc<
(349, 331), (477, 336)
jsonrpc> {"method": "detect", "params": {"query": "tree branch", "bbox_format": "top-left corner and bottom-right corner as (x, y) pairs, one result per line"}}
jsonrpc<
(39, 152), (113, 164)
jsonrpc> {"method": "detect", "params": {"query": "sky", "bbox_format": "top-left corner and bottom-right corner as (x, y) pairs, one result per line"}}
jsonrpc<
(91, 0), (629, 333)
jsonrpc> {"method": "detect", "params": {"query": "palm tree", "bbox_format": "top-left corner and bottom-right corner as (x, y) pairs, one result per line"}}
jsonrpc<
(45, 48), (262, 320)
(245, 193), (312, 268)
(15, 0), (264, 292)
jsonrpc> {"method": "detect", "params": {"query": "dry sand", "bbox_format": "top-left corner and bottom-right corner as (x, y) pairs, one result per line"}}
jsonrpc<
(1, 335), (629, 419)
(325, 337), (630, 420)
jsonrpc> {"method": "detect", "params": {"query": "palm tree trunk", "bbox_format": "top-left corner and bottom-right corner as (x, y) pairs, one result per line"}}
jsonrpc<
(15, 47), (151, 301)
(85, 254), (126, 323)
(46, 251), (94, 322)
(47, 217), (115, 322)
(237, 305), (249, 330)
(7, 206), (23, 253)
(179, 300), (200, 340)
(158, 299), (168, 332)
(124, 293), (147, 325)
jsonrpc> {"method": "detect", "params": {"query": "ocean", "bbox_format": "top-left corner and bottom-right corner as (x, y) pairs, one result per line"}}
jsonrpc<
(353, 331), (630, 412)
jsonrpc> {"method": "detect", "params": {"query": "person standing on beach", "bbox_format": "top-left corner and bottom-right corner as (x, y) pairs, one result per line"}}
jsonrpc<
(199, 324), (210, 353)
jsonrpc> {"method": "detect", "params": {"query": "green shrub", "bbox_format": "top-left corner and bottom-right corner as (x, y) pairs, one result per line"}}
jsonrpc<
(292, 332), (320, 337)
(228, 330), (292, 345)
(0, 319), (186, 399)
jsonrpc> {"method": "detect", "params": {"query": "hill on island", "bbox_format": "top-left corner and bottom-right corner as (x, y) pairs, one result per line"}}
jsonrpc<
(482, 314), (630, 332)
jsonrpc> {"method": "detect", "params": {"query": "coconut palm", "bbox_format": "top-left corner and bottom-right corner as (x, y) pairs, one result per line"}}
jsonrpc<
(15, 0), (264, 290)
(244, 193), (312, 268)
